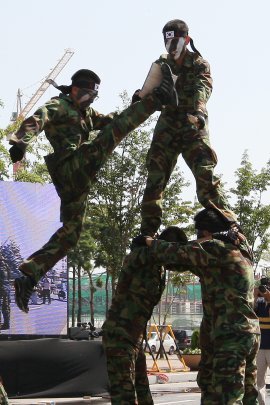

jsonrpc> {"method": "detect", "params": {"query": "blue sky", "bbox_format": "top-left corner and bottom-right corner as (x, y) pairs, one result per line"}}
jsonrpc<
(1, 0), (269, 201)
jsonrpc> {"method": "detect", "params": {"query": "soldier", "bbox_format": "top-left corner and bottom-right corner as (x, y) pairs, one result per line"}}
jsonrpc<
(9, 64), (177, 314)
(136, 19), (236, 237)
(141, 208), (260, 404)
(254, 278), (270, 405)
(102, 226), (188, 405)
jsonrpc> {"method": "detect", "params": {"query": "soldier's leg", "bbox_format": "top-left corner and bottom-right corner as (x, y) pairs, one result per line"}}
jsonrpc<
(256, 350), (268, 405)
(102, 336), (139, 405)
(243, 334), (259, 405)
(140, 118), (179, 236)
(182, 120), (237, 222)
(211, 333), (258, 405)
(197, 319), (216, 403)
(19, 190), (88, 284)
(74, 93), (162, 182)
(135, 346), (154, 405)
(14, 190), (88, 313)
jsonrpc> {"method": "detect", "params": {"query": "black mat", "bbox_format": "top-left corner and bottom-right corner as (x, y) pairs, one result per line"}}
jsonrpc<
(0, 338), (109, 398)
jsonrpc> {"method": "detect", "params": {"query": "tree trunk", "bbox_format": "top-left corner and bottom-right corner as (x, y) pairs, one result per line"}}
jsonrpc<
(105, 272), (109, 317)
(71, 265), (76, 326)
(77, 265), (82, 323)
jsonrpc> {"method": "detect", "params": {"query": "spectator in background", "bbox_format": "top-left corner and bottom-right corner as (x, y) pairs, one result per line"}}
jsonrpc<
(254, 278), (270, 405)
(0, 260), (11, 331)
(42, 277), (51, 305)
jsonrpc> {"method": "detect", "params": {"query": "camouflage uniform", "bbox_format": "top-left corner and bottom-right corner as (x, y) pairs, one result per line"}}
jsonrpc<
(102, 247), (166, 404)
(141, 50), (235, 236)
(9, 93), (161, 284)
(149, 238), (260, 404)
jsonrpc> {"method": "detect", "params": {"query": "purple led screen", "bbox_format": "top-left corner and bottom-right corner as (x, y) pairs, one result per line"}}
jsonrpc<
(0, 181), (67, 336)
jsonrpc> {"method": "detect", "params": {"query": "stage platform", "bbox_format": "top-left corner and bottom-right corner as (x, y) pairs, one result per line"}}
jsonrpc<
(0, 338), (109, 399)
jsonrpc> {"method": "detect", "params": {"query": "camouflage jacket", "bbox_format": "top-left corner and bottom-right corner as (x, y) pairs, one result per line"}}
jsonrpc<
(103, 247), (166, 347)
(149, 238), (260, 336)
(156, 49), (212, 117)
(9, 93), (115, 158)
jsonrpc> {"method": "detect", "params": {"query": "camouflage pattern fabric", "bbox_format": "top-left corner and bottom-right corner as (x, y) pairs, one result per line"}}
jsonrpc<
(0, 381), (9, 405)
(140, 50), (235, 236)
(10, 93), (161, 283)
(199, 322), (259, 405)
(102, 247), (165, 404)
(149, 237), (260, 403)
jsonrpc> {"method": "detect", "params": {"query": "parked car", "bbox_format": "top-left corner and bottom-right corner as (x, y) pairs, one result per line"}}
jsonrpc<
(172, 329), (193, 350)
(143, 331), (176, 355)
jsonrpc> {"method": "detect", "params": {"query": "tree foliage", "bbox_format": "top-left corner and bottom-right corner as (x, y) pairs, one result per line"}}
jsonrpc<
(230, 150), (270, 270)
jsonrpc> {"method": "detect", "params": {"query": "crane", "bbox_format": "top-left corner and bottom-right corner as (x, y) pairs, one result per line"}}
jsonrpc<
(11, 48), (74, 121)
(9, 48), (74, 175)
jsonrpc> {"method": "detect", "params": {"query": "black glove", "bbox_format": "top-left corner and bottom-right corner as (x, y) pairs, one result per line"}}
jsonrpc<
(130, 234), (148, 250)
(9, 145), (24, 163)
(212, 228), (241, 246)
(131, 89), (141, 104)
(154, 63), (178, 106)
(194, 112), (206, 129)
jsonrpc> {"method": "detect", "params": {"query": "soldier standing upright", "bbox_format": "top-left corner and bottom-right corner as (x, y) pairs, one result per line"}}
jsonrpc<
(137, 19), (236, 237)
(143, 208), (260, 404)
(9, 65), (178, 314)
(102, 226), (188, 404)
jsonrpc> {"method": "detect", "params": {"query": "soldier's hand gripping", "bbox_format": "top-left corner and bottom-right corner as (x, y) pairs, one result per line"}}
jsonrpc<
(131, 89), (141, 104)
(9, 145), (24, 163)
(187, 112), (206, 129)
(130, 234), (149, 250)
(154, 63), (178, 106)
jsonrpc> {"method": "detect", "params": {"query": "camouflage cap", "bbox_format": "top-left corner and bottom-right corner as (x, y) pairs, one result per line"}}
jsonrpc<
(162, 19), (189, 39)
(71, 69), (101, 89)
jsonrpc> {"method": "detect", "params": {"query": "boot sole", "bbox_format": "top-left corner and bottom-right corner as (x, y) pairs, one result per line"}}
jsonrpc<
(14, 279), (29, 313)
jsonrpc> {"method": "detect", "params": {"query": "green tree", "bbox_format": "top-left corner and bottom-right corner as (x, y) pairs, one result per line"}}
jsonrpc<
(230, 150), (270, 270)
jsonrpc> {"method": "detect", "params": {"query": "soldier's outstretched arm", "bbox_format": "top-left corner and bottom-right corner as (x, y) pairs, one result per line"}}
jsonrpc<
(146, 238), (214, 268)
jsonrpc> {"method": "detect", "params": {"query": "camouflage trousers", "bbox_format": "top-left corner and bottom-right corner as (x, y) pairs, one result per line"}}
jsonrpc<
(140, 113), (236, 236)
(19, 94), (160, 283)
(103, 332), (153, 405)
(197, 331), (260, 405)
(0, 380), (9, 405)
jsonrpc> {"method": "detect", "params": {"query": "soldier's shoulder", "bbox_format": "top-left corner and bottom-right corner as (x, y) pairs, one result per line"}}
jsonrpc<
(156, 54), (170, 64)
(43, 94), (67, 107)
(201, 239), (235, 255)
(192, 52), (210, 69)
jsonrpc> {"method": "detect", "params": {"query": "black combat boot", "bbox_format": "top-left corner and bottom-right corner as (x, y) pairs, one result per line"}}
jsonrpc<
(14, 276), (36, 313)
